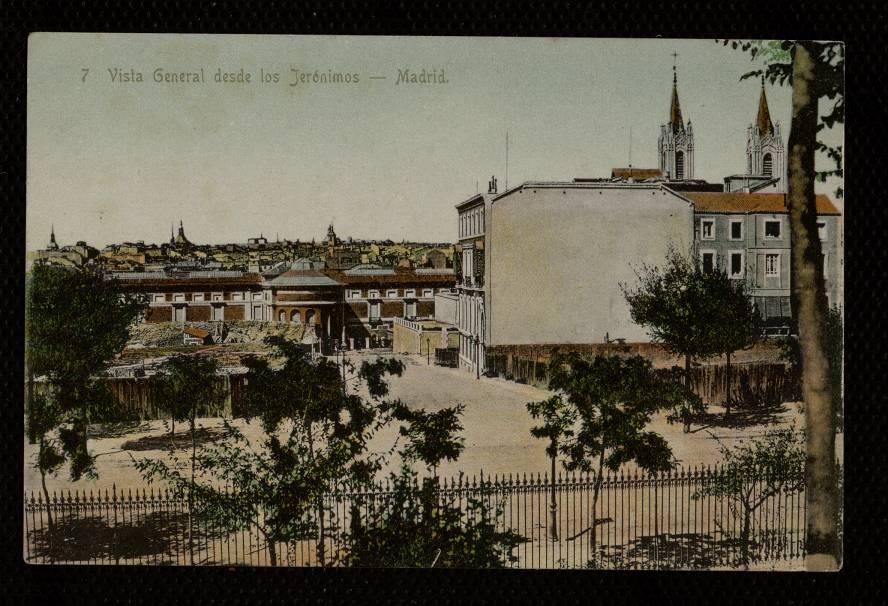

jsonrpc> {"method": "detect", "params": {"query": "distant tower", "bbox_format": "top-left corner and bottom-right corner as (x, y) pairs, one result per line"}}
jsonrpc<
(658, 58), (694, 180)
(326, 223), (338, 247)
(47, 225), (59, 251)
(747, 77), (786, 191)
(173, 220), (191, 246)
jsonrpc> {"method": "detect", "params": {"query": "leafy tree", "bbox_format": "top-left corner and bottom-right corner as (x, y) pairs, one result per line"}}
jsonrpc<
(722, 39), (844, 569)
(150, 354), (224, 564)
(26, 265), (147, 512)
(136, 339), (405, 566)
(705, 268), (761, 416)
(622, 247), (734, 428)
(388, 403), (466, 478)
(345, 405), (522, 568)
(527, 395), (576, 540)
(695, 427), (805, 568)
(343, 465), (524, 568)
(538, 352), (697, 554)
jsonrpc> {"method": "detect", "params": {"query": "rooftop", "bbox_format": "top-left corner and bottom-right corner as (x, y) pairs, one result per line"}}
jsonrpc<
(684, 191), (841, 215)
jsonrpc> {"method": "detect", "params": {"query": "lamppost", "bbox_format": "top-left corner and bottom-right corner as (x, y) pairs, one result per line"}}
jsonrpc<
(426, 337), (431, 366)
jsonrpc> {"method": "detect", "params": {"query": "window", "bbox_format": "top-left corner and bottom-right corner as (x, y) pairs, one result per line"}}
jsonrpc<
(765, 253), (779, 277)
(763, 153), (773, 176)
(193, 293), (205, 302)
(368, 289), (380, 299)
(173, 293), (185, 302)
(386, 289), (398, 299)
(700, 218), (715, 241)
(730, 219), (743, 241)
(764, 220), (782, 239)
(212, 293), (223, 302)
(675, 151), (685, 180)
(406, 301), (417, 318)
(212, 306), (224, 321)
(423, 288), (434, 298)
(233, 292), (244, 301)
(405, 289), (416, 298)
(822, 253), (828, 279)
(729, 251), (744, 278)
(152, 294), (165, 303)
(817, 221), (828, 241)
(369, 302), (380, 320)
(348, 289), (362, 299)
(701, 251), (715, 273)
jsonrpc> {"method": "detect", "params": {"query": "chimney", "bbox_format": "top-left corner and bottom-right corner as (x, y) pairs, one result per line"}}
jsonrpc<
(488, 175), (498, 194)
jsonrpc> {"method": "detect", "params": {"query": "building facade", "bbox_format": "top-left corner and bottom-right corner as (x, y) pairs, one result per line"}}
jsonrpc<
(687, 191), (842, 327)
(326, 264), (456, 349)
(453, 177), (497, 376)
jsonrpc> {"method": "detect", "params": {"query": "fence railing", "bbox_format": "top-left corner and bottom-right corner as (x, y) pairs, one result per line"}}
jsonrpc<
(24, 465), (805, 569)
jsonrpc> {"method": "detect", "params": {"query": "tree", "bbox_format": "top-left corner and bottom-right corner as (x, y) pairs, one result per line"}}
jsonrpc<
(621, 247), (724, 430)
(344, 405), (523, 568)
(721, 38), (844, 570)
(26, 265), (147, 511)
(150, 354), (224, 565)
(136, 338), (406, 566)
(538, 352), (697, 556)
(695, 427), (805, 568)
(706, 268), (761, 416)
(526, 395), (576, 540)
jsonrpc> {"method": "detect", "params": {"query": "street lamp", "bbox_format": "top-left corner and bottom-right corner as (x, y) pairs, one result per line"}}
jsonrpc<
(426, 337), (431, 366)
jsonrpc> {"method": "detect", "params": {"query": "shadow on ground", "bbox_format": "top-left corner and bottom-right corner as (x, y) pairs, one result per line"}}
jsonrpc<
(120, 427), (228, 452)
(689, 404), (788, 432)
(25, 510), (231, 565)
(88, 420), (153, 440)
(591, 532), (744, 570)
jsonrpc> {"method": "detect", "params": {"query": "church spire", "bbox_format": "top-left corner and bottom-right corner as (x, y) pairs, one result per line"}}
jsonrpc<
(47, 224), (59, 250)
(669, 56), (684, 133)
(755, 76), (774, 136)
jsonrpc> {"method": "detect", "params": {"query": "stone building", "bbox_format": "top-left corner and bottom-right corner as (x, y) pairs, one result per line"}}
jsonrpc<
(327, 264), (456, 349)
(687, 191), (842, 329)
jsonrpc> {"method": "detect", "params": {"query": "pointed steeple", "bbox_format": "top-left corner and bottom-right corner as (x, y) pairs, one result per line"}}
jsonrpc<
(47, 224), (59, 250)
(755, 76), (774, 136)
(669, 63), (684, 134)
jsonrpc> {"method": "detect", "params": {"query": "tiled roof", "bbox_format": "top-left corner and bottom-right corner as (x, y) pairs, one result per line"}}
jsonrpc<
(267, 270), (343, 287)
(183, 327), (210, 338)
(327, 269), (456, 285)
(684, 192), (840, 215)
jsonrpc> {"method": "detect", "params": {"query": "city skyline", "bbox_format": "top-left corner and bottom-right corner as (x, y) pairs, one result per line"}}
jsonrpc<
(28, 34), (843, 252)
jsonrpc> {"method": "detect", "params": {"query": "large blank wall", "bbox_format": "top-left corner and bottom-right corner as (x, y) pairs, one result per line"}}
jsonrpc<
(489, 187), (693, 345)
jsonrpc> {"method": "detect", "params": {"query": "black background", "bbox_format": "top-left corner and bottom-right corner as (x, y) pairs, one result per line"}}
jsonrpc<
(1, 1), (882, 603)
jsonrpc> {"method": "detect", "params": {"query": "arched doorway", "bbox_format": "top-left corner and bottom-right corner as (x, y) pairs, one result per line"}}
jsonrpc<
(305, 309), (316, 325)
(278, 310), (287, 323)
(291, 309), (301, 323)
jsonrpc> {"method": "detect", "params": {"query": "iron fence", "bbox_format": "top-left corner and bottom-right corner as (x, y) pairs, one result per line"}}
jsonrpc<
(24, 465), (805, 569)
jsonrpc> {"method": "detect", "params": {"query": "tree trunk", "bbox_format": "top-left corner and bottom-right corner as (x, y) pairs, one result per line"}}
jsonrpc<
(683, 354), (692, 432)
(788, 41), (840, 571)
(267, 539), (278, 566)
(549, 446), (558, 541)
(740, 503), (751, 570)
(725, 351), (732, 417)
(39, 453), (54, 532)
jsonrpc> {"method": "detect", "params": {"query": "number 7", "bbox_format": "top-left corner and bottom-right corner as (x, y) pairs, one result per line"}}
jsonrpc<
(81, 68), (89, 82)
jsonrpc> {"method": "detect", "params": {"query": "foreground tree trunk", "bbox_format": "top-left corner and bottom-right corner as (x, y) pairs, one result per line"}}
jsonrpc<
(787, 41), (840, 571)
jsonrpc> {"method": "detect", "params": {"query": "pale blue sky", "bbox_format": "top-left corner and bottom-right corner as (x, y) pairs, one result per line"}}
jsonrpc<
(27, 34), (843, 251)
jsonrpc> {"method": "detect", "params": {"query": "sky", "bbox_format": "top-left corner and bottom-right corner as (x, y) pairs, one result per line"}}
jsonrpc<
(27, 34), (843, 251)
